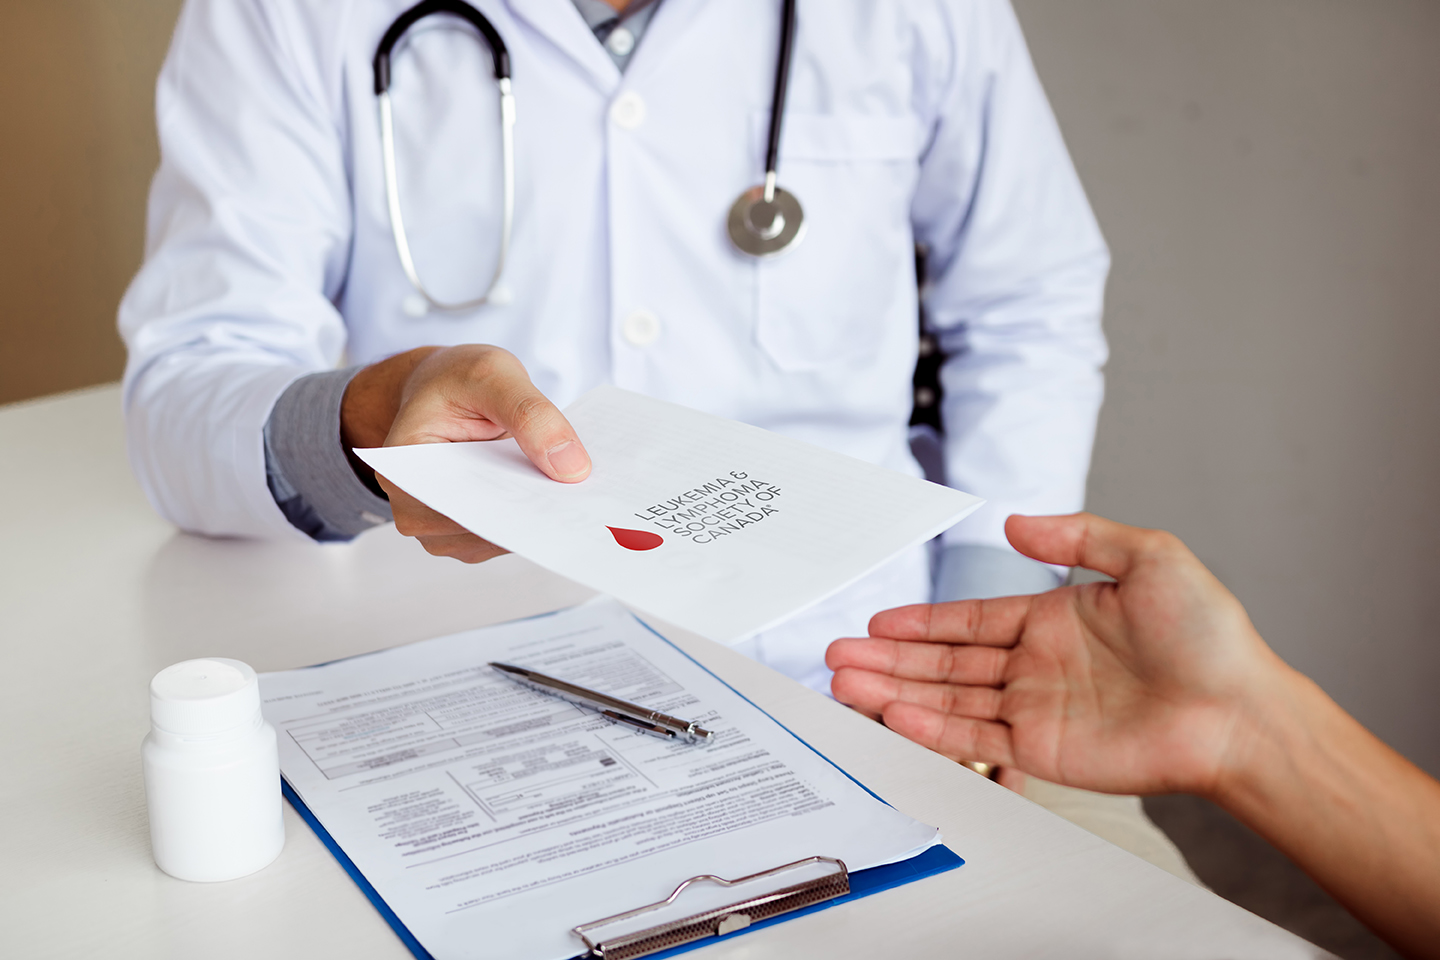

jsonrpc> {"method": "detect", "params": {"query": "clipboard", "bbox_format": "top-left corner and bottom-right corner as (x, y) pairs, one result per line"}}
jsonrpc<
(286, 781), (961, 960)
(280, 611), (966, 959)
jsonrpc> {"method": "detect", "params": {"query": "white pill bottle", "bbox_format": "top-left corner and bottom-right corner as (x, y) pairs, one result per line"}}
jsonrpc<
(142, 658), (285, 881)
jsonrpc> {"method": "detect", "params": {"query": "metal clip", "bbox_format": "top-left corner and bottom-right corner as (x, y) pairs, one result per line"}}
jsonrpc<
(572, 857), (849, 959)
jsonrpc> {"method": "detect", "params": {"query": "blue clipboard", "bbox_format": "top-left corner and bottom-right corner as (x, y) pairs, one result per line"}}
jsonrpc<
(282, 607), (966, 960)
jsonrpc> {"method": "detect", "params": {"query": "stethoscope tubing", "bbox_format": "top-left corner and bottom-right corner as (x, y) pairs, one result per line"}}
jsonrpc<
(374, 0), (516, 311)
(762, 0), (796, 203)
(374, 0), (801, 312)
(373, 0), (511, 88)
(378, 84), (515, 312)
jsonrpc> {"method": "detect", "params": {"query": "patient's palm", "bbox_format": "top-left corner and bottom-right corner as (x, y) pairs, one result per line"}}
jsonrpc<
(1000, 561), (1259, 796)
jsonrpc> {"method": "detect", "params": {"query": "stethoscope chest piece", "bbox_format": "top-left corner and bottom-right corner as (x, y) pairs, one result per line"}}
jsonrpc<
(728, 0), (802, 259)
(728, 184), (805, 258)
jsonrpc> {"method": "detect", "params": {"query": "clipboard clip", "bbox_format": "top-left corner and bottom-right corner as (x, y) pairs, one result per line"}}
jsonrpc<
(571, 856), (849, 959)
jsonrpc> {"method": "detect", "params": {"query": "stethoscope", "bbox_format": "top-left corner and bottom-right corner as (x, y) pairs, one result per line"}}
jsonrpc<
(373, 0), (802, 315)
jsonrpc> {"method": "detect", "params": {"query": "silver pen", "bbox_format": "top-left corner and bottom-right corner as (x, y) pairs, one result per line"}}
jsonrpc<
(489, 662), (714, 744)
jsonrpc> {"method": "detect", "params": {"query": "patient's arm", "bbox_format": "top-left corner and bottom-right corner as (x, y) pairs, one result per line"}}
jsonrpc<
(828, 513), (1440, 959)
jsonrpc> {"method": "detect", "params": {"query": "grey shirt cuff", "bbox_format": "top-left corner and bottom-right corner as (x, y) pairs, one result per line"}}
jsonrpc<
(932, 543), (1063, 602)
(263, 367), (393, 542)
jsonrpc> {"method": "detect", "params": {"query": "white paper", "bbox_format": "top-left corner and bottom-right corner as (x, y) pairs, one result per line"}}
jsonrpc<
(260, 600), (940, 960)
(357, 387), (983, 643)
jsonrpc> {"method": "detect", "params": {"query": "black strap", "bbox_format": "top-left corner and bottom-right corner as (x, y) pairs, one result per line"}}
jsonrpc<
(373, 0), (510, 95)
(910, 244), (946, 433)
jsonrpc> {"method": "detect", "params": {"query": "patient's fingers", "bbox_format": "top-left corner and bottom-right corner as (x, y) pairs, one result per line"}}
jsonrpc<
(868, 595), (1031, 647)
(995, 767), (1028, 794)
(826, 637), (1009, 685)
(881, 701), (1016, 767)
(831, 668), (1004, 720)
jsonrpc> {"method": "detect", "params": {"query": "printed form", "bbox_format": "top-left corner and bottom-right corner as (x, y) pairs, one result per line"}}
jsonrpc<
(357, 387), (983, 644)
(260, 600), (940, 960)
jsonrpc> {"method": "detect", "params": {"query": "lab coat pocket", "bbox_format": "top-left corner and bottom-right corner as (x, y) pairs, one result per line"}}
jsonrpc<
(754, 114), (922, 373)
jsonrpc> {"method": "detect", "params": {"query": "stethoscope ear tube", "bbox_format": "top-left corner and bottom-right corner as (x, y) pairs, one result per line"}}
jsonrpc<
(376, 0), (515, 313)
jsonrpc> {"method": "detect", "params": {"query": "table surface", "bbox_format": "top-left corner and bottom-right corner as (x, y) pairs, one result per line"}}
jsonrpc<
(0, 385), (1328, 960)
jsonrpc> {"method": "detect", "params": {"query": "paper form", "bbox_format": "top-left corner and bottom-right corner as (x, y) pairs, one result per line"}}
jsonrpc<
(356, 387), (983, 644)
(260, 600), (940, 960)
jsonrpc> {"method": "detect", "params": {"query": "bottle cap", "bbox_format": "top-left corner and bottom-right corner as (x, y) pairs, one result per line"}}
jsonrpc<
(150, 658), (261, 736)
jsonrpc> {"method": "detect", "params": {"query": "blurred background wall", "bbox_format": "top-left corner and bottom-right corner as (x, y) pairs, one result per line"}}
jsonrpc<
(0, 0), (183, 405)
(2, 1), (1438, 779)
(1014, 0), (1440, 781)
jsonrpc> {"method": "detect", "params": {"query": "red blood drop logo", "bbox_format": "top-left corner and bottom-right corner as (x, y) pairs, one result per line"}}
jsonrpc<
(606, 526), (663, 551)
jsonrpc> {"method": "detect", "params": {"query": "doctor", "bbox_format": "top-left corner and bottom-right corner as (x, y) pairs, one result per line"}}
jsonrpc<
(120, 0), (1109, 694)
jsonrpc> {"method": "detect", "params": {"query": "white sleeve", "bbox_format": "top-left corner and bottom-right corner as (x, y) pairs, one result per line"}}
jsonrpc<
(118, 0), (353, 538)
(911, 0), (1110, 554)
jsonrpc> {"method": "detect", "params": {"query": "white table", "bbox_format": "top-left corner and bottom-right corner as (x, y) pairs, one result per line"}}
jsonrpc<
(0, 386), (1327, 959)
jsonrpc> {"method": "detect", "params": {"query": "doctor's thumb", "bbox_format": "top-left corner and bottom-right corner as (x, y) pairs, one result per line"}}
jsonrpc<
(500, 391), (592, 484)
(541, 439), (591, 482)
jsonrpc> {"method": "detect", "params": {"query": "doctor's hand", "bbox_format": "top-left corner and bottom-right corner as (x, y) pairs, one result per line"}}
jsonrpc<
(341, 345), (592, 563)
(826, 513), (1290, 799)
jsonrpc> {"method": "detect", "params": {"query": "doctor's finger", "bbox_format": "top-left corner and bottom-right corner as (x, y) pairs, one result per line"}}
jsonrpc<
(826, 636), (1009, 685)
(382, 482), (507, 561)
(867, 596), (1031, 648)
(830, 668), (1005, 721)
(880, 701), (1017, 768)
(379, 479), (471, 537)
(416, 533), (508, 564)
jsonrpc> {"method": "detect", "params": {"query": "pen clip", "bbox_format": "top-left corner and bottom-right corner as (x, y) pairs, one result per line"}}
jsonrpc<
(601, 710), (677, 740)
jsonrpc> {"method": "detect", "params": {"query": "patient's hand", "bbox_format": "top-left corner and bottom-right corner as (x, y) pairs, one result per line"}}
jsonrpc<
(834, 514), (1440, 958)
(827, 513), (1286, 798)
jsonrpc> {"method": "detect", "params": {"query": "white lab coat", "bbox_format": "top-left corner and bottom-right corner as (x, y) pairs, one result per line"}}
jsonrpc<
(120, 0), (1108, 687)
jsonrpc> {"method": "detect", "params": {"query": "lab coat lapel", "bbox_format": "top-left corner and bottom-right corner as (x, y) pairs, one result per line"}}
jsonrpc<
(502, 0), (619, 91)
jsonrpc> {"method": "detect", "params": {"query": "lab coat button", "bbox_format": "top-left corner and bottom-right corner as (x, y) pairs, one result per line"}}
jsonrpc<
(606, 27), (635, 57)
(622, 310), (661, 346)
(610, 92), (646, 130)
